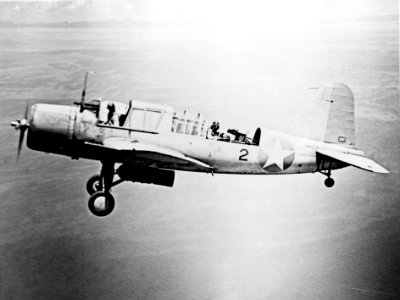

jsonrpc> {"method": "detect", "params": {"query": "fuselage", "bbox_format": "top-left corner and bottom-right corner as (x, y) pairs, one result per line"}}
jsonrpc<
(12, 81), (388, 217)
(26, 102), (361, 175)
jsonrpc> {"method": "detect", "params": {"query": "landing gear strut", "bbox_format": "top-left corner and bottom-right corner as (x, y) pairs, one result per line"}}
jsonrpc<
(86, 161), (124, 217)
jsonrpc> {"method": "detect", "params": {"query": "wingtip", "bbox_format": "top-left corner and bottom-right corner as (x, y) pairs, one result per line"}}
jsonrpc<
(376, 167), (389, 174)
(367, 164), (389, 174)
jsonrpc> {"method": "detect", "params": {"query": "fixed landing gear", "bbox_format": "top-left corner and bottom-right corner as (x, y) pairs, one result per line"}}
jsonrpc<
(317, 159), (335, 188)
(86, 174), (102, 195)
(319, 168), (335, 188)
(88, 192), (115, 217)
(86, 161), (124, 217)
(324, 177), (335, 188)
(84, 161), (175, 216)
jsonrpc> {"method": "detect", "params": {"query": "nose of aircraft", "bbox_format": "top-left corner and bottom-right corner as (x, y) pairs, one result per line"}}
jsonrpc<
(29, 104), (76, 137)
(26, 103), (78, 154)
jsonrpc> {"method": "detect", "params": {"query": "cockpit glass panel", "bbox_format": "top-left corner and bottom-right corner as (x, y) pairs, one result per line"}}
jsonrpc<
(172, 110), (207, 137)
(191, 125), (198, 136)
(145, 110), (161, 131)
(185, 124), (191, 135)
(176, 122), (183, 134)
(130, 109), (145, 129)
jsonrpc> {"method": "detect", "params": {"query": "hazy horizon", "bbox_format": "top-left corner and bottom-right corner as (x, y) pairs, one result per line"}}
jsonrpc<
(0, 0), (397, 25)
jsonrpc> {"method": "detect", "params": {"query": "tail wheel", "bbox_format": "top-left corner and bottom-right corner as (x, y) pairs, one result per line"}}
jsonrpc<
(86, 174), (102, 195)
(88, 192), (115, 217)
(324, 177), (335, 188)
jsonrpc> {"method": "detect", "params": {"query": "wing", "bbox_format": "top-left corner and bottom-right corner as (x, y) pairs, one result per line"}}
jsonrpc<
(90, 138), (212, 171)
(317, 149), (389, 174)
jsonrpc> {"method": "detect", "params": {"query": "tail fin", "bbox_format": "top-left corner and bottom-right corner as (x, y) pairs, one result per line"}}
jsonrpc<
(322, 83), (355, 146)
(289, 82), (356, 146)
(290, 83), (389, 173)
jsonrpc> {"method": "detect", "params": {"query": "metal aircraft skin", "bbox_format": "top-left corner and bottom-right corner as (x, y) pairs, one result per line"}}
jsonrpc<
(11, 73), (389, 216)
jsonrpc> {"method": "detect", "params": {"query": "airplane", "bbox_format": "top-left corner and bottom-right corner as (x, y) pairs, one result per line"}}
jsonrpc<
(11, 72), (389, 217)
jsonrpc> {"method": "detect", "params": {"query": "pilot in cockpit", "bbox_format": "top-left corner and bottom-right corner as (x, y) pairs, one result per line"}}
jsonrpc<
(106, 103), (120, 125)
(207, 121), (230, 141)
(207, 121), (220, 139)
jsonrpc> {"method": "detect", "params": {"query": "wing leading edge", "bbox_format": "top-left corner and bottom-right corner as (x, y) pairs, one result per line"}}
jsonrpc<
(317, 149), (389, 174)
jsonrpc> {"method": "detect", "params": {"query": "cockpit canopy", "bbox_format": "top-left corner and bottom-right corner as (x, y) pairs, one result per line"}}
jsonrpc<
(172, 110), (208, 137)
(84, 99), (208, 137)
(82, 99), (259, 145)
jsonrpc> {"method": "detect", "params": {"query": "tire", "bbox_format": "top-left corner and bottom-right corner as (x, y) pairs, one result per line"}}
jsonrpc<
(324, 178), (335, 188)
(86, 174), (102, 195)
(88, 192), (115, 217)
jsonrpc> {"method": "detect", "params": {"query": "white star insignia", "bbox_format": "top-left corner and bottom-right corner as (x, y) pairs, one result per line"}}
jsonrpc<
(263, 138), (294, 171)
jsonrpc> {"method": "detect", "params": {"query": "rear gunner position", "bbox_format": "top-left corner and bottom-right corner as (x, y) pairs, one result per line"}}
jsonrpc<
(11, 73), (389, 216)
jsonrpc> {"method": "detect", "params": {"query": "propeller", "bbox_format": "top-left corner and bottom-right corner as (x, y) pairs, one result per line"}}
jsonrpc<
(11, 102), (30, 162)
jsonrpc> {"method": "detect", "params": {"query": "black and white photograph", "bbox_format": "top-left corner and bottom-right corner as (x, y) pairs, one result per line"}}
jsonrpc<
(0, 0), (399, 299)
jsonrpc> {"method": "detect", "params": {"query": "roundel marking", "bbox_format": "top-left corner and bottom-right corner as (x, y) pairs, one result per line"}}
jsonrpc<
(258, 137), (295, 172)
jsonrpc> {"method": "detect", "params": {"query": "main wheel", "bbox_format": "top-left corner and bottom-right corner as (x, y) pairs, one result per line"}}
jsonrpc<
(324, 177), (335, 188)
(88, 192), (115, 217)
(86, 174), (102, 195)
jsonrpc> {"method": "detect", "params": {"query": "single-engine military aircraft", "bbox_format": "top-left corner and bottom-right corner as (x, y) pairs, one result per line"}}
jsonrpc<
(11, 72), (389, 216)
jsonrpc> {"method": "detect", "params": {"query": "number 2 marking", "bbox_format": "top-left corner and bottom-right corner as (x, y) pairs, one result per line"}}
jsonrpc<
(239, 149), (249, 161)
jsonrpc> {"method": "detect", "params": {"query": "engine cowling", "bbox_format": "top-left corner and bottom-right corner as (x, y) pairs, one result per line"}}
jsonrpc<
(27, 104), (78, 155)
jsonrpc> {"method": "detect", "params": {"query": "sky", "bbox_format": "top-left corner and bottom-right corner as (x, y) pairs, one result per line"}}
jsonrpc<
(0, 0), (397, 24)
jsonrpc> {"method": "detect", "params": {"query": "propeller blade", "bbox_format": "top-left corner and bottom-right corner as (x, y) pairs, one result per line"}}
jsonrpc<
(17, 126), (27, 162)
(14, 102), (30, 163)
(24, 101), (29, 119)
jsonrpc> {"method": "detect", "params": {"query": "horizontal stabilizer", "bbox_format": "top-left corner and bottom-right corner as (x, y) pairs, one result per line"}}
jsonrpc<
(317, 149), (389, 174)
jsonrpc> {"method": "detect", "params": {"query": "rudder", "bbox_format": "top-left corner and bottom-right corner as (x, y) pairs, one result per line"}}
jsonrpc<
(322, 83), (355, 147)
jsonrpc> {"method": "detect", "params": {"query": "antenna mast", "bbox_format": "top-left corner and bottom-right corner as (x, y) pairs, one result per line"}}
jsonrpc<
(80, 71), (93, 112)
